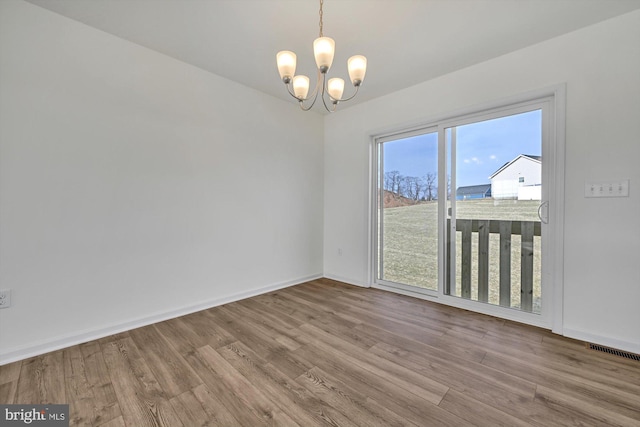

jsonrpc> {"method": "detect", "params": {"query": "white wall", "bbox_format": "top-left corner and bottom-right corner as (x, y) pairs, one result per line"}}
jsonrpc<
(0, 0), (324, 363)
(324, 11), (640, 352)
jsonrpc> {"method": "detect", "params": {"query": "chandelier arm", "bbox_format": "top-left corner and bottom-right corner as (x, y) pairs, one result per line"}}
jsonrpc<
(284, 83), (302, 101)
(284, 69), (323, 111)
(320, 93), (335, 113)
(320, 74), (335, 113)
(331, 84), (360, 103)
(298, 76), (321, 111)
(307, 68), (323, 101)
(284, 83), (317, 111)
(298, 93), (319, 111)
(290, 69), (323, 101)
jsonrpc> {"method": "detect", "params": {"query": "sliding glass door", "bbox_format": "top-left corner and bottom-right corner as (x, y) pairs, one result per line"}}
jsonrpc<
(376, 128), (439, 294)
(374, 96), (558, 326)
(445, 109), (544, 313)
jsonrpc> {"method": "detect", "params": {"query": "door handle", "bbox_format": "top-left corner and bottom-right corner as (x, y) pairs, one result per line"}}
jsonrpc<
(537, 201), (549, 224)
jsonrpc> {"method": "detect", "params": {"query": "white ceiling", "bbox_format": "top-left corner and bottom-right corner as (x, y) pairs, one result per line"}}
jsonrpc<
(26, 0), (640, 113)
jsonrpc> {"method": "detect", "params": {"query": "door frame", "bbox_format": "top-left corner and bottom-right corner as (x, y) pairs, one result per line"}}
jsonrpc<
(370, 84), (566, 333)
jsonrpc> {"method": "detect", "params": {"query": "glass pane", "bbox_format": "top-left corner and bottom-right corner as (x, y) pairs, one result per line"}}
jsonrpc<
(447, 110), (542, 313)
(379, 132), (438, 290)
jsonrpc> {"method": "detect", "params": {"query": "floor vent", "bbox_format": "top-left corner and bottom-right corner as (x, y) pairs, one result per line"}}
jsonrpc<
(587, 343), (640, 361)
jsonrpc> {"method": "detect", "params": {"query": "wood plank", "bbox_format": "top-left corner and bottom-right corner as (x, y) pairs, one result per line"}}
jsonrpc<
(63, 345), (98, 426)
(169, 385), (242, 427)
(296, 366), (403, 427)
(520, 221), (535, 312)
(482, 351), (640, 423)
(291, 344), (472, 427)
(478, 219), (490, 302)
(101, 337), (184, 427)
(473, 329), (640, 388)
(454, 219), (541, 236)
(221, 302), (302, 351)
(195, 345), (296, 426)
(439, 389), (535, 427)
(152, 317), (209, 356)
(0, 360), (21, 404)
(0, 360), (22, 384)
(499, 220), (512, 307)
(298, 323), (450, 404)
(446, 218), (452, 295)
(534, 385), (640, 427)
(190, 384), (242, 427)
(188, 310), (238, 348)
(484, 340), (640, 398)
(338, 286), (504, 337)
(354, 322), (487, 363)
(236, 297), (304, 331)
(333, 292), (449, 335)
(369, 342), (593, 427)
(369, 341), (536, 406)
(217, 342), (329, 427)
(0, 381), (18, 404)
(129, 325), (202, 398)
(283, 286), (364, 325)
(79, 342), (121, 426)
(183, 346), (268, 427)
(261, 362), (354, 427)
(460, 219), (472, 298)
(98, 416), (126, 427)
(15, 352), (66, 404)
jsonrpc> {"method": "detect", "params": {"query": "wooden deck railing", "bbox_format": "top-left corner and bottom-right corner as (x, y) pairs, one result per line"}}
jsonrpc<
(446, 219), (541, 312)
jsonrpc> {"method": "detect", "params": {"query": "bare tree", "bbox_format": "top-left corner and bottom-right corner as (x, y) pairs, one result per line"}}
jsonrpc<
(405, 176), (416, 200)
(405, 176), (424, 201)
(384, 170), (401, 194)
(395, 174), (406, 197)
(423, 172), (437, 201)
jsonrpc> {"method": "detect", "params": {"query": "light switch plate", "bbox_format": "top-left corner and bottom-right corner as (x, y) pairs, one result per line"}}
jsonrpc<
(0, 289), (11, 308)
(585, 180), (629, 198)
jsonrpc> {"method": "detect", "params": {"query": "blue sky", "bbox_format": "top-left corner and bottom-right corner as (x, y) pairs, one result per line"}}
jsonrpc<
(383, 109), (541, 188)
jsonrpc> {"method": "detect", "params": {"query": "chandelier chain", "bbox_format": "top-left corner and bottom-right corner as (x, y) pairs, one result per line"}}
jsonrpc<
(319, 0), (324, 37)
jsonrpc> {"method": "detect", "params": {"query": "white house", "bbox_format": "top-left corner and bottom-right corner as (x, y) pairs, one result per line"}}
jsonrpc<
(489, 154), (541, 200)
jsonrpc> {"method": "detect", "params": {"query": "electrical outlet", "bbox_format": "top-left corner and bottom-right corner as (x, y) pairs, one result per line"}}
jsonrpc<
(0, 289), (11, 308)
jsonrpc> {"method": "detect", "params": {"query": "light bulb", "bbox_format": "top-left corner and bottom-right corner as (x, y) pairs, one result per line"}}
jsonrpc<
(327, 78), (345, 101)
(276, 51), (296, 82)
(348, 55), (367, 86)
(292, 75), (310, 100)
(313, 37), (335, 73)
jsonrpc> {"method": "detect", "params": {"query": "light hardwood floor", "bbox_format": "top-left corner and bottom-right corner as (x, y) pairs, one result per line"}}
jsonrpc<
(1, 278), (639, 426)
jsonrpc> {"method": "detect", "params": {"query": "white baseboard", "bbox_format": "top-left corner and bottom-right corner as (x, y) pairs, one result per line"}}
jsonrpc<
(0, 274), (322, 366)
(322, 273), (370, 288)
(562, 328), (640, 355)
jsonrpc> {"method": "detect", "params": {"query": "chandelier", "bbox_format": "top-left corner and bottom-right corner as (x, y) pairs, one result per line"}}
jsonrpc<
(276, 0), (367, 112)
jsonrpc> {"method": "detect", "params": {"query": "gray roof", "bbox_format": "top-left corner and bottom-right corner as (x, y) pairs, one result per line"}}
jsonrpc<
(456, 184), (491, 196)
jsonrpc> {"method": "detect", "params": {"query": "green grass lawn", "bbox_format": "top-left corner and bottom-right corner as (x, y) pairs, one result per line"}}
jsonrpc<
(381, 199), (541, 313)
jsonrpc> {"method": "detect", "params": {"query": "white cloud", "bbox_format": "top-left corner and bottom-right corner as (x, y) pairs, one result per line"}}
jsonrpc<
(463, 157), (482, 165)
